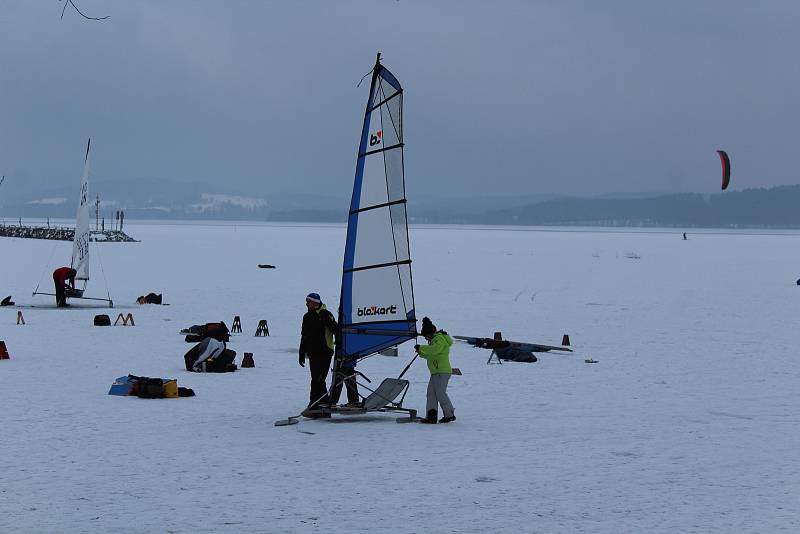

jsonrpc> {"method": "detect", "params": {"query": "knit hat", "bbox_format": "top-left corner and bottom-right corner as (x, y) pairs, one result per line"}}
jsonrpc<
(420, 317), (436, 337)
(306, 292), (322, 304)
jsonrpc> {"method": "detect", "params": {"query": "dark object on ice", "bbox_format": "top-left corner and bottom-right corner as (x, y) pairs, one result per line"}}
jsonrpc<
(184, 338), (237, 373)
(1, 296), (14, 306)
(108, 375), (185, 398)
(454, 334), (571, 353)
(241, 352), (255, 368)
(796, 279), (800, 286)
(137, 292), (162, 304)
(94, 314), (111, 326)
(683, 232), (687, 240)
(181, 322), (230, 343)
(495, 345), (538, 363)
(258, 264), (276, 269)
(136, 377), (170, 398)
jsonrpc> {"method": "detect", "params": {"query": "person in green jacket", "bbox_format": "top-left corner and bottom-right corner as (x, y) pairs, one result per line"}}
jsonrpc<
(415, 317), (456, 424)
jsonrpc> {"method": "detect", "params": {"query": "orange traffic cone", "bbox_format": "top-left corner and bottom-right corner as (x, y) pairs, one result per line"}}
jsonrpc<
(0, 340), (10, 360)
(241, 352), (255, 368)
(562, 334), (570, 346)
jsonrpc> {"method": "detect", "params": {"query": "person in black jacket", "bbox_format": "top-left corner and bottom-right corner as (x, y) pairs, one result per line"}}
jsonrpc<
(299, 292), (338, 416)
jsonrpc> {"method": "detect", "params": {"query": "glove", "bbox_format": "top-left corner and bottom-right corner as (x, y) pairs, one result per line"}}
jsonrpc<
(414, 344), (420, 351)
(299, 353), (305, 367)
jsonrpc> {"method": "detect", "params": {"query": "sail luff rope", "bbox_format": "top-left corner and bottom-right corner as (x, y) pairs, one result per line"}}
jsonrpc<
(32, 240), (60, 295)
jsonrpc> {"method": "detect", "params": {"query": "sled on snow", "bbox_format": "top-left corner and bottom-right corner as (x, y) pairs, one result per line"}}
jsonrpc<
(275, 376), (418, 426)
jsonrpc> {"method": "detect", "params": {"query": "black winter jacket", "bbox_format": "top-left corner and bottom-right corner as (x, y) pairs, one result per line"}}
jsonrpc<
(300, 306), (338, 358)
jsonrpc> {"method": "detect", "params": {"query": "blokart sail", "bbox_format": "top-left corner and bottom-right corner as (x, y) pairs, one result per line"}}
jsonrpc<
(276, 53), (419, 426)
(338, 53), (416, 362)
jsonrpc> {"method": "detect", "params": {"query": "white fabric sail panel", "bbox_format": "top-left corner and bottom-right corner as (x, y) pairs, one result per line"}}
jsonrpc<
(397, 263), (413, 307)
(356, 107), (404, 209)
(71, 144), (90, 281)
(358, 108), (391, 208)
(389, 203), (410, 261)
(350, 266), (409, 324)
(358, 152), (389, 208)
(352, 208), (404, 269)
(371, 76), (399, 110)
(379, 95), (402, 147)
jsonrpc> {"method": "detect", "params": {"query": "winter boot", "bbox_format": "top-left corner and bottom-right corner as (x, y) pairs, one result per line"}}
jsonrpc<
(439, 412), (456, 423)
(420, 409), (438, 424)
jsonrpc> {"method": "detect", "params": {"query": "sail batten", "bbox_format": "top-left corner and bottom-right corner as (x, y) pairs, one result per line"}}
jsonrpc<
(338, 56), (416, 361)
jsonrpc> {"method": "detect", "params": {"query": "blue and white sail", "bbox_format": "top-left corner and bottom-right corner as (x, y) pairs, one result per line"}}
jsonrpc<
(338, 54), (416, 361)
(71, 139), (91, 282)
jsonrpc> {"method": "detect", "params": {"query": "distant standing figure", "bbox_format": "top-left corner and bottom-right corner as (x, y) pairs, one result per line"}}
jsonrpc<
(683, 233), (687, 240)
(52, 267), (76, 307)
(298, 292), (338, 416)
(415, 317), (456, 424)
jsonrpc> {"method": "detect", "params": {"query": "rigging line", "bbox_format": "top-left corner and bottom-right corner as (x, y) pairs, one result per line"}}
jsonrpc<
(380, 97), (410, 316)
(384, 93), (403, 146)
(368, 90), (401, 114)
(356, 69), (373, 88)
(32, 239), (60, 294)
(93, 235), (113, 302)
(399, 111), (415, 320)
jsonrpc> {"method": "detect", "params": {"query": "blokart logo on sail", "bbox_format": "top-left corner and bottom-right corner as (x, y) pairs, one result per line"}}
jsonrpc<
(369, 130), (383, 147)
(357, 304), (397, 317)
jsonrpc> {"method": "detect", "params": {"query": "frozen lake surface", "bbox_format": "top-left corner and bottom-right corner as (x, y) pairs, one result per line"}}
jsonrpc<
(1, 222), (798, 532)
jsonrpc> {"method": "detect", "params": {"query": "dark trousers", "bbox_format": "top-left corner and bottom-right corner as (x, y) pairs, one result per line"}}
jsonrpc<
(54, 283), (66, 307)
(308, 352), (333, 408)
(330, 366), (359, 405)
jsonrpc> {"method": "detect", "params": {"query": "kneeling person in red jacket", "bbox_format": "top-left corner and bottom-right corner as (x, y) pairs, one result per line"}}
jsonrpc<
(52, 267), (76, 307)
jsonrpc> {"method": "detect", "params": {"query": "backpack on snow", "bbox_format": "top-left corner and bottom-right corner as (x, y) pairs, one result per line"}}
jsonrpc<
(130, 376), (178, 398)
(182, 322), (230, 343)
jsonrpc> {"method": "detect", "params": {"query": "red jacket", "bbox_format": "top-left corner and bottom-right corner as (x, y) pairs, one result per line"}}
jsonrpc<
(53, 267), (75, 288)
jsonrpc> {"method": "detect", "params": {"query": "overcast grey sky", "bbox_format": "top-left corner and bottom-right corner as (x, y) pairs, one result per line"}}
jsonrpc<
(1, 1), (798, 199)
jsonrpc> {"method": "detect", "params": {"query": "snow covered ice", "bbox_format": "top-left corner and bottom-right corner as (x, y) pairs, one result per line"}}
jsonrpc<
(1, 223), (798, 532)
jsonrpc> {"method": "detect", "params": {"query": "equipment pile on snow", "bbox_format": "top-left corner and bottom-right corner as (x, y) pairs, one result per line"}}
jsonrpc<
(184, 338), (237, 373)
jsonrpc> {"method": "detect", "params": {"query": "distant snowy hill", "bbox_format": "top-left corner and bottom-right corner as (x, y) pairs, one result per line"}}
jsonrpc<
(4, 179), (800, 227)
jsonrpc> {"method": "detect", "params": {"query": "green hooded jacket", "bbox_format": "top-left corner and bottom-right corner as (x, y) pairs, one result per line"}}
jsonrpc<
(418, 331), (453, 375)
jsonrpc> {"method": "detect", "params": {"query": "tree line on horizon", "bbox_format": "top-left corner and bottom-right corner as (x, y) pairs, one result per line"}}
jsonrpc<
(4, 185), (800, 228)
